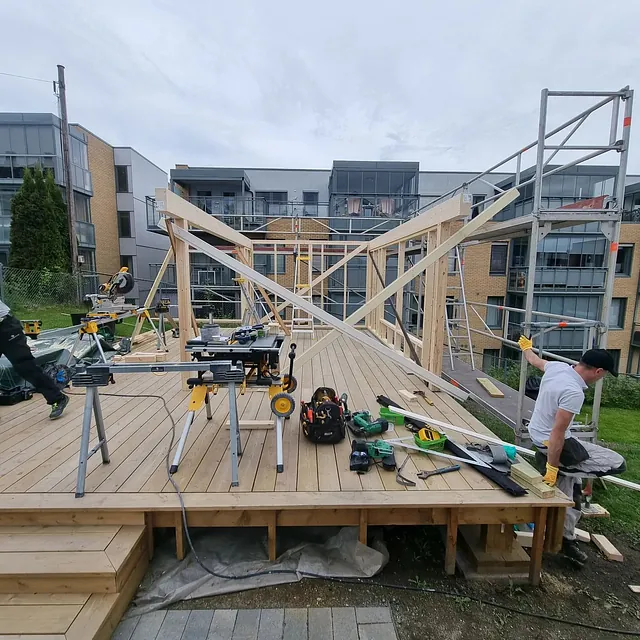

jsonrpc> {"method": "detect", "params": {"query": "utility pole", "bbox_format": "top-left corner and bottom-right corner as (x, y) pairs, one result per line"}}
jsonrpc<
(56, 64), (79, 271)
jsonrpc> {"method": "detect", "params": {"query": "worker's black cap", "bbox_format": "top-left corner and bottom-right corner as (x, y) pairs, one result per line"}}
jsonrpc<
(580, 349), (618, 377)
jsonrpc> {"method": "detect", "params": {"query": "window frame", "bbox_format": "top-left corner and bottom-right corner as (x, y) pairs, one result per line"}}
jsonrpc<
(115, 165), (130, 193)
(486, 296), (505, 329)
(117, 210), (133, 238)
(119, 255), (135, 278)
(615, 244), (634, 277)
(609, 297), (627, 330)
(489, 243), (508, 276)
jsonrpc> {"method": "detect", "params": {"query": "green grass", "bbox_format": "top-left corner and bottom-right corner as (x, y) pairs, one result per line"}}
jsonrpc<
(464, 400), (640, 542)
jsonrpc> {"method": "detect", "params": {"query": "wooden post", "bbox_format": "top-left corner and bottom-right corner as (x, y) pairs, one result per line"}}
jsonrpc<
(445, 508), (458, 575)
(395, 242), (406, 351)
(529, 506), (548, 586)
(175, 511), (186, 561)
(343, 246), (348, 321)
(544, 507), (565, 553)
(268, 512), (277, 561)
(169, 219), (192, 389)
(359, 510), (368, 546)
(145, 512), (155, 561)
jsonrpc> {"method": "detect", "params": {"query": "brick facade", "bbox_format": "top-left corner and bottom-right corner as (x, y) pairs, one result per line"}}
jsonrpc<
(77, 127), (120, 277)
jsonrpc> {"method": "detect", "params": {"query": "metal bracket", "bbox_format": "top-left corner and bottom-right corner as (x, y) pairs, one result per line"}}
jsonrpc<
(600, 220), (616, 241)
(538, 222), (552, 241)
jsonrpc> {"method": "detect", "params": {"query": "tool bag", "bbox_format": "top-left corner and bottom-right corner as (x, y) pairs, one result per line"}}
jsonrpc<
(300, 387), (347, 444)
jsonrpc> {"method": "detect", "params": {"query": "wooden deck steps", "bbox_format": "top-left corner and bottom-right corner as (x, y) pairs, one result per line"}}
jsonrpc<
(0, 524), (148, 640)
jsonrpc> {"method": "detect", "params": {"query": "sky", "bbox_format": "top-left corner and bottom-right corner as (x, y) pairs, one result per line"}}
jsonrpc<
(1, 0), (640, 176)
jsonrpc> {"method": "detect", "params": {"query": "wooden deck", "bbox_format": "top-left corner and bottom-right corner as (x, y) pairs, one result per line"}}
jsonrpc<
(0, 331), (570, 584)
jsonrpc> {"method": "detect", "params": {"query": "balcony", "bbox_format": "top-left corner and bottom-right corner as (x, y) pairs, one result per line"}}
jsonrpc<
(76, 220), (96, 248)
(508, 266), (607, 292)
(147, 194), (406, 236)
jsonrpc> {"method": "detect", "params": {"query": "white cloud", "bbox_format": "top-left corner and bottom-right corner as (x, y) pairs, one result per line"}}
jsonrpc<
(1, 0), (639, 175)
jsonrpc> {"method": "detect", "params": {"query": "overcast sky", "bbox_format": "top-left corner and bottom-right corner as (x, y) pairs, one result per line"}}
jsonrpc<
(1, 0), (639, 175)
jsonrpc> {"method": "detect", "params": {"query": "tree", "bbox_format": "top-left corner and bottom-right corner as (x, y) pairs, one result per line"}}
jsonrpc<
(9, 166), (71, 271)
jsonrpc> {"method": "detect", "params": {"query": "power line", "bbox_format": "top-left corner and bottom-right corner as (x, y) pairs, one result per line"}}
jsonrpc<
(0, 71), (51, 84)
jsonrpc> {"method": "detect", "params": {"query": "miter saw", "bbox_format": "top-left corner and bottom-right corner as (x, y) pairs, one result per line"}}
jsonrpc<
(86, 267), (136, 313)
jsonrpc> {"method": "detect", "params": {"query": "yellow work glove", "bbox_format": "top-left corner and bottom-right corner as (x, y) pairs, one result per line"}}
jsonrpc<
(518, 335), (533, 352)
(542, 463), (559, 487)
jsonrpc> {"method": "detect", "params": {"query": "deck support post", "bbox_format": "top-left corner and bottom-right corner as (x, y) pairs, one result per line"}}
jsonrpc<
(175, 511), (186, 561)
(268, 511), (277, 561)
(445, 508), (458, 575)
(145, 512), (155, 560)
(544, 507), (565, 553)
(529, 506), (548, 585)
(359, 510), (368, 546)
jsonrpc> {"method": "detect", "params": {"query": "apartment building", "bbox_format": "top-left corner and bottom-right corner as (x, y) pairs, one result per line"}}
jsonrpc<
(0, 113), (168, 304)
(0, 113), (95, 271)
(163, 160), (640, 374)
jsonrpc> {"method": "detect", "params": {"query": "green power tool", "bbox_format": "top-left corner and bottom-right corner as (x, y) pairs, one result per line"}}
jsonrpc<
(348, 410), (390, 437)
(349, 439), (396, 473)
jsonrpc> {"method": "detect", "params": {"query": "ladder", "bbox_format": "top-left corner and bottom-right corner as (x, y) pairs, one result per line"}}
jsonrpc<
(234, 277), (260, 325)
(445, 245), (475, 370)
(291, 250), (315, 336)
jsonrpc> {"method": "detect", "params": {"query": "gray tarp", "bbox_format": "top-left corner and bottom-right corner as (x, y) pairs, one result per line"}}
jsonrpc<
(130, 527), (388, 616)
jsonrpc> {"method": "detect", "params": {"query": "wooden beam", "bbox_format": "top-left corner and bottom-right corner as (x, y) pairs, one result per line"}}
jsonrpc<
(394, 242), (406, 351)
(476, 377), (505, 398)
(445, 508), (458, 575)
(170, 223), (468, 400)
(235, 249), (290, 335)
(592, 534), (623, 562)
(131, 248), (173, 341)
(155, 188), (252, 248)
(260, 242), (368, 322)
(369, 194), (468, 250)
(296, 188), (519, 367)
(359, 510), (368, 545)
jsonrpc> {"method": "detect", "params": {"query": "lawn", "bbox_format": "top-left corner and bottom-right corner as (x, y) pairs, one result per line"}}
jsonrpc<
(464, 400), (640, 542)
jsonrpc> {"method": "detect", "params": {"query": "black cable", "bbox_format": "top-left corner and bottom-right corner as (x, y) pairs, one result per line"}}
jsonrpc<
(73, 390), (640, 637)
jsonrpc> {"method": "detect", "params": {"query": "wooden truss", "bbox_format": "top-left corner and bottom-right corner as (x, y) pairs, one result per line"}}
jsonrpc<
(152, 186), (519, 399)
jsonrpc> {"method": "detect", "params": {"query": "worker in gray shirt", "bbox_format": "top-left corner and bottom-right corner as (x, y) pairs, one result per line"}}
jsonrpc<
(0, 300), (69, 419)
(519, 335), (625, 564)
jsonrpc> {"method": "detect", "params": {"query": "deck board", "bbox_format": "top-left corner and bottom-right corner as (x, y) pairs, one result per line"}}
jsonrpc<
(0, 332), (571, 523)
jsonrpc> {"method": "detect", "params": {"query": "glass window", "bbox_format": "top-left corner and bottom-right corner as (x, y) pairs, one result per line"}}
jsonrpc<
(303, 191), (318, 216)
(335, 171), (348, 193)
(0, 126), (10, 154)
(120, 255), (134, 277)
(486, 296), (504, 328)
(25, 127), (41, 155)
(118, 211), (132, 238)
(363, 172), (376, 194)
(489, 243), (508, 275)
(115, 165), (129, 193)
(560, 175), (577, 197)
(390, 172), (404, 194)
(615, 244), (633, 276)
(8, 126), (26, 154)
(74, 192), (91, 223)
(576, 175), (591, 199)
(254, 253), (286, 275)
(348, 171), (362, 194)
(376, 171), (390, 193)
(609, 298), (626, 329)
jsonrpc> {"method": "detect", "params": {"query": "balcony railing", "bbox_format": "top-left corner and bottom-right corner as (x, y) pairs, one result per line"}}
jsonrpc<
(76, 221), (96, 248)
(508, 266), (607, 292)
(623, 207), (640, 223)
(146, 195), (406, 236)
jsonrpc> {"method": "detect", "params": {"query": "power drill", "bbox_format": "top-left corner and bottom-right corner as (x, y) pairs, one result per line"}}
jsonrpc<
(349, 439), (396, 473)
(348, 411), (390, 437)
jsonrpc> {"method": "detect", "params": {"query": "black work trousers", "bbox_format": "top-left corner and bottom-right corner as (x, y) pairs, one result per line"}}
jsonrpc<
(0, 315), (63, 405)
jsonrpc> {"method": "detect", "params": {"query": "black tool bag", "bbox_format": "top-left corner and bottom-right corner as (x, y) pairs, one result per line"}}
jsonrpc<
(300, 387), (346, 444)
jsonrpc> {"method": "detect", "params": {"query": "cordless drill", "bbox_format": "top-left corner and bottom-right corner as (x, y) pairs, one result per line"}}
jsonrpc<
(348, 411), (390, 437)
(349, 439), (396, 473)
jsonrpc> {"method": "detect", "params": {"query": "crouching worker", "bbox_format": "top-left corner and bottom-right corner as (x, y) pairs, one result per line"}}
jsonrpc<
(518, 335), (625, 565)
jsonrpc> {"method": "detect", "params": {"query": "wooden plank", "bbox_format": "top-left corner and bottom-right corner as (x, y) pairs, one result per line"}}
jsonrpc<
(592, 534), (623, 562)
(104, 525), (146, 583)
(0, 603), (82, 634)
(515, 530), (533, 548)
(629, 585), (640, 593)
(0, 529), (118, 552)
(369, 194), (468, 250)
(156, 187), (251, 248)
(0, 593), (90, 605)
(476, 377), (505, 398)
(575, 527), (591, 543)
(295, 189), (519, 370)
(398, 389), (418, 403)
(171, 223), (468, 400)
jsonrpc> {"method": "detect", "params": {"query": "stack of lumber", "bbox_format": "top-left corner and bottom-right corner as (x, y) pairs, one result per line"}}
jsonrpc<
(510, 462), (555, 499)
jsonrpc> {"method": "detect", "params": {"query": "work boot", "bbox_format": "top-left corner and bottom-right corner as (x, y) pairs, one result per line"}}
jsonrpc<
(562, 538), (588, 565)
(49, 394), (69, 420)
